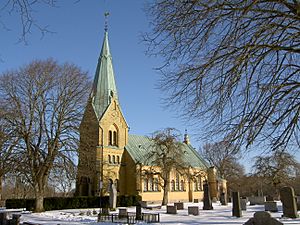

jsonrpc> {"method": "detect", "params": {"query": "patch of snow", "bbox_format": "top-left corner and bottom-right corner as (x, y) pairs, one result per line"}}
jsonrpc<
(19, 201), (300, 224)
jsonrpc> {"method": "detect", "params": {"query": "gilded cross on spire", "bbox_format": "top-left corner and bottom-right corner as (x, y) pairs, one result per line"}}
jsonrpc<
(104, 12), (110, 32)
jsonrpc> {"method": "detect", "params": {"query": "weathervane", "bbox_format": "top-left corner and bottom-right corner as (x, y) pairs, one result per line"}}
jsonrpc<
(104, 12), (110, 32)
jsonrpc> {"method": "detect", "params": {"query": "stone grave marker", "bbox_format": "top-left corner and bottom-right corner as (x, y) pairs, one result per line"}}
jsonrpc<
(166, 205), (177, 214)
(203, 182), (213, 210)
(244, 211), (283, 225)
(136, 204), (142, 220)
(232, 191), (242, 217)
(119, 208), (128, 218)
(240, 198), (247, 211)
(248, 196), (266, 205)
(174, 202), (184, 210)
(109, 183), (117, 209)
(280, 186), (298, 218)
(264, 201), (278, 212)
(220, 192), (227, 205)
(188, 206), (199, 216)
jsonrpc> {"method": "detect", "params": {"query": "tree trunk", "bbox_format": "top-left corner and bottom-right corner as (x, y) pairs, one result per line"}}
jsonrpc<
(162, 180), (169, 205)
(34, 177), (47, 212)
(0, 174), (2, 202)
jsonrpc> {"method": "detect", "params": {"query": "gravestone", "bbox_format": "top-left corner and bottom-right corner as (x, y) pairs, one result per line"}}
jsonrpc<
(136, 204), (142, 220)
(203, 182), (213, 210)
(174, 202), (184, 210)
(109, 183), (117, 209)
(248, 196), (266, 205)
(101, 208), (109, 215)
(220, 192), (227, 205)
(0, 212), (7, 225)
(232, 192), (242, 217)
(240, 198), (247, 211)
(280, 186), (298, 218)
(12, 214), (21, 225)
(264, 201), (278, 212)
(139, 201), (148, 208)
(166, 205), (177, 214)
(244, 211), (283, 225)
(119, 208), (127, 218)
(188, 206), (199, 216)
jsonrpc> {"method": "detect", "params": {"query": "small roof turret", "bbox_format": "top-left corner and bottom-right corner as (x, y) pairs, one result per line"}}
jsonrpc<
(183, 129), (190, 145)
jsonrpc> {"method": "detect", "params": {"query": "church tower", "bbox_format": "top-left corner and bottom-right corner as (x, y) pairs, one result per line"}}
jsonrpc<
(76, 26), (129, 196)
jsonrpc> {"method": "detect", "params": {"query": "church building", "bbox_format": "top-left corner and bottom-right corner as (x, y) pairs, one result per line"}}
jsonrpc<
(75, 27), (220, 203)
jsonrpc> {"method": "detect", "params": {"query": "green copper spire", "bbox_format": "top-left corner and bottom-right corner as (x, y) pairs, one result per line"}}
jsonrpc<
(92, 30), (118, 119)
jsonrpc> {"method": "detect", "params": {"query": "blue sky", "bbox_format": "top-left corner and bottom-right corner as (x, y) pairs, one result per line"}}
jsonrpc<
(0, 1), (200, 147)
(3, 1), (296, 171)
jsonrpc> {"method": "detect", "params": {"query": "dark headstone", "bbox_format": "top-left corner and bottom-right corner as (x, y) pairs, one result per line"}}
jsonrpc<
(264, 201), (278, 212)
(166, 205), (177, 214)
(266, 196), (274, 201)
(119, 208), (127, 218)
(11, 214), (21, 225)
(203, 182), (213, 210)
(174, 202), (184, 210)
(243, 211), (283, 225)
(248, 196), (266, 205)
(280, 186), (298, 218)
(0, 212), (7, 225)
(136, 204), (142, 220)
(232, 191), (242, 217)
(188, 206), (199, 215)
(240, 198), (247, 211)
(101, 208), (109, 215)
(220, 192), (227, 205)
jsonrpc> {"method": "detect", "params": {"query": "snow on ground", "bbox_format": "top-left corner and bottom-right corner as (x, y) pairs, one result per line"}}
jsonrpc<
(16, 201), (300, 225)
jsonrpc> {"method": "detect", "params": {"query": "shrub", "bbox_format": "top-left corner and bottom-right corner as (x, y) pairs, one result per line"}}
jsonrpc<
(5, 195), (140, 210)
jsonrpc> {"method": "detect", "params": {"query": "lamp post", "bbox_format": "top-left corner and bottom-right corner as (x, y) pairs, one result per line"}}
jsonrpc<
(99, 179), (103, 214)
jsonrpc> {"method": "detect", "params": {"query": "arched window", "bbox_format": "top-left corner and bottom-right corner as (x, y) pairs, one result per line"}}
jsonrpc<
(149, 177), (153, 191)
(180, 180), (185, 191)
(194, 180), (198, 191)
(117, 155), (120, 164)
(143, 178), (148, 192)
(198, 176), (203, 191)
(108, 155), (112, 164)
(108, 131), (113, 145)
(113, 131), (118, 146)
(153, 178), (159, 191)
(113, 155), (116, 164)
(108, 179), (113, 190)
(171, 180), (175, 191)
(176, 173), (180, 191)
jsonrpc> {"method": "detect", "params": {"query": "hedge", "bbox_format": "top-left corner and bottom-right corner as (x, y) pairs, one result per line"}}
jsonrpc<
(5, 195), (141, 211)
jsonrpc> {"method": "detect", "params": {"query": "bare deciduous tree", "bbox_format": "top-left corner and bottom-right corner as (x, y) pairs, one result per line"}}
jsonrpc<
(0, 59), (90, 212)
(0, 107), (20, 203)
(143, 128), (187, 205)
(253, 149), (298, 195)
(0, 0), (57, 44)
(199, 140), (242, 180)
(144, 0), (300, 150)
(49, 156), (77, 196)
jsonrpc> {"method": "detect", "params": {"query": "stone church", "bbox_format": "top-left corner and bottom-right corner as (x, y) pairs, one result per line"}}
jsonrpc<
(75, 29), (221, 203)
